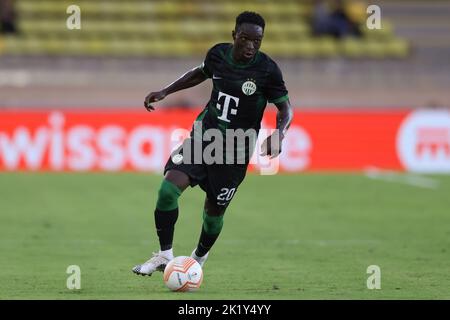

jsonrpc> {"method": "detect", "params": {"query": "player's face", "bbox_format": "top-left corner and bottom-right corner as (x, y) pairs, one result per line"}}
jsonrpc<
(232, 23), (264, 63)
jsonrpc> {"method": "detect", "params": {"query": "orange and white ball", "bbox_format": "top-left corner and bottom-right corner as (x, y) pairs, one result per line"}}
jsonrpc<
(163, 256), (203, 292)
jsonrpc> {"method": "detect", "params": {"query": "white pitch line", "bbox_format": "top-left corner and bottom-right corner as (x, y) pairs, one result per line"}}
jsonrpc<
(364, 166), (440, 189)
(221, 239), (380, 246)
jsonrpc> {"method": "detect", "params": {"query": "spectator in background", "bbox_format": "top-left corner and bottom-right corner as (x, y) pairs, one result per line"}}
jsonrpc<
(312, 0), (363, 39)
(312, 0), (331, 36)
(0, 0), (17, 34)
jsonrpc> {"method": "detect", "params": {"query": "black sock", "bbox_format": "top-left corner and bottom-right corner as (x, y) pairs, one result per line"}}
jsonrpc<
(154, 208), (178, 251)
(195, 226), (220, 257)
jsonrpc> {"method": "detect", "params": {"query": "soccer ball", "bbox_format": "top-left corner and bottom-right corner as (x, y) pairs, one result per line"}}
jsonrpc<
(163, 256), (203, 292)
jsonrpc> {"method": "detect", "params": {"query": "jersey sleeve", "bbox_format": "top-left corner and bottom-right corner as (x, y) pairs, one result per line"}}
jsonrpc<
(264, 63), (289, 104)
(199, 46), (214, 78)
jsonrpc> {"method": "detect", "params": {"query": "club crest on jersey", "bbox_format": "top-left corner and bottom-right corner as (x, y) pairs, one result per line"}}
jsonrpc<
(242, 79), (257, 96)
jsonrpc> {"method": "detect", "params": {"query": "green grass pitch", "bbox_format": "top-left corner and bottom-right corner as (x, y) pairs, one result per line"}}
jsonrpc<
(1, 172), (449, 299)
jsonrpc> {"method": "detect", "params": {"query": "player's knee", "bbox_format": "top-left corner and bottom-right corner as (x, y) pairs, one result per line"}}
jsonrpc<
(203, 211), (224, 235)
(156, 179), (182, 211)
(205, 198), (226, 216)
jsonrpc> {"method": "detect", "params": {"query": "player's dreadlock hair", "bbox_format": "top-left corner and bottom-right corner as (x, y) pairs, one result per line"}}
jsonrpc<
(235, 11), (265, 31)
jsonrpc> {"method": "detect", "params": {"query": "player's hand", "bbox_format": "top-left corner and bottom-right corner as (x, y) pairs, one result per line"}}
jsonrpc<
(144, 90), (167, 112)
(260, 130), (284, 159)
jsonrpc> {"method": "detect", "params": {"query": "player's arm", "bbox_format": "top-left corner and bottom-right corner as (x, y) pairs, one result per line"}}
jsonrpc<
(144, 66), (208, 111)
(275, 99), (294, 140)
(261, 99), (293, 158)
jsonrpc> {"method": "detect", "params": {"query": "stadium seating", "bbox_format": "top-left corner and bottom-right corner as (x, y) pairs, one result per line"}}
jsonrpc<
(0, 0), (410, 58)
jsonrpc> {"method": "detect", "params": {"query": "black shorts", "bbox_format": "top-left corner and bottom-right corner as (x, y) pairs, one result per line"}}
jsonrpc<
(164, 142), (248, 209)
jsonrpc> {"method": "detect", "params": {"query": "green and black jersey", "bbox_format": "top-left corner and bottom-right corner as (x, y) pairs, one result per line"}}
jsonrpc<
(188, 43), (289, 164)
(198, 42), (289, 133)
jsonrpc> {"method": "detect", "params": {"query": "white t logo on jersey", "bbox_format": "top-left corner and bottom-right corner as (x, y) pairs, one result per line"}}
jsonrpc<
(216, 92), (239, 123)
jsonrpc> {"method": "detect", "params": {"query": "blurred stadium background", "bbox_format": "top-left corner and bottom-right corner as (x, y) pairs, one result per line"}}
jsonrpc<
(1, 0), (450, 300)
(0, 0), (449, 108)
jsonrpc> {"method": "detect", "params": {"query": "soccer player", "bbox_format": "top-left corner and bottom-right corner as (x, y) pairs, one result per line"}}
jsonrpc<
(132, 11), (293, 276)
